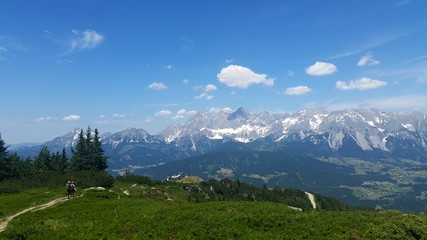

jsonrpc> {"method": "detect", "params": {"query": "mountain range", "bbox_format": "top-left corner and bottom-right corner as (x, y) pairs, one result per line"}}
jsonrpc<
(12, 107), (427, 211)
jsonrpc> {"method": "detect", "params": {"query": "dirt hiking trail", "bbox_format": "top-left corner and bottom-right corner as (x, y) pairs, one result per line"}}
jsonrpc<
(0, 196), (68, 232)
(305, 192), (317, 209)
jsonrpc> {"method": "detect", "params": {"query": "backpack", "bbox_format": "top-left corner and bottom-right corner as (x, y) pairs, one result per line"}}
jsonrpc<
(66, 183), (70, 190)
(69, 183), (75, 191)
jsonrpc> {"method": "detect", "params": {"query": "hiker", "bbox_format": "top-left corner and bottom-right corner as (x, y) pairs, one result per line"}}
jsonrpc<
(66, 181), (72, 199)
(69, 181), (75, 198)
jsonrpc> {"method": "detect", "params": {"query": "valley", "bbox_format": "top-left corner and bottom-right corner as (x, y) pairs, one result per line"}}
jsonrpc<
(11, 108), (427, 212)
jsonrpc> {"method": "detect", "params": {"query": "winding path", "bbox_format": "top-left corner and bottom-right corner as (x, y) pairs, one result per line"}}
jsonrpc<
(0, 197), (68, 232)
(305, 192), (317, 210)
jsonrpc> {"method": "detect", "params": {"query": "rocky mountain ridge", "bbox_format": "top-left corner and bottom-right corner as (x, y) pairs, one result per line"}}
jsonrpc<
(12, 107), (427, 171)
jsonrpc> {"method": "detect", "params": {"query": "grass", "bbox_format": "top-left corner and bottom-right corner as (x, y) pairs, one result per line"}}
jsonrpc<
(1, 183), (427, 239)
(0, 187), (65, 217)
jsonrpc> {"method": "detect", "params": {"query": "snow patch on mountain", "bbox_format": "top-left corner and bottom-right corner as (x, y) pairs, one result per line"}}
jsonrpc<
(159, 107), (427, 153)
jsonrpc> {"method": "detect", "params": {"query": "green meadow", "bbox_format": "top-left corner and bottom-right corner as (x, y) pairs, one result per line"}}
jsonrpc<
(1, 179), (427, 239)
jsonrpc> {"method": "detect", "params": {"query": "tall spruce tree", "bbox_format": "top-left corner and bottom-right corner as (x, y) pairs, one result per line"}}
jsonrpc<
(71, 129), (90, 170)
(51, 148), (68, 172)
(92, 128), (108, 171)
(70, 127), (108, 171)
(33, 146), (52, 172)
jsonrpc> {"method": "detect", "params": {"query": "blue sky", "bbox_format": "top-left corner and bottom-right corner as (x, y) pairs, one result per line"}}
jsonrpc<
(1, 0), (427, 144)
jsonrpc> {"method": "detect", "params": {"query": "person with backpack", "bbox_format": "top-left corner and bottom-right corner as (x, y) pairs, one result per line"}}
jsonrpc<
(69, 181), (75, 198)
(66, 181), (72, 199)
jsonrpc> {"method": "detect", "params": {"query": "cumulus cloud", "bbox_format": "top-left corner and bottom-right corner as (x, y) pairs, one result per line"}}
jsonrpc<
(217, 65), (275, 89)
(306, 61), (337, 76)
(357, 53), (380, 67)
(204, 84), (217, 92)
(284, 86), (312, 95)
(210, 107), (233, 114)
(155, 110), (172, 117)
(336, 77), (387, 90)
(66, 30), (104, 54)
(148, 82), (168, 90)
(225, 58), (234, 64)
(173, 109), (197, 119)
(63, 114), (81, 121)
(195, 92), (214, 100)
(195, 84), (217, 100)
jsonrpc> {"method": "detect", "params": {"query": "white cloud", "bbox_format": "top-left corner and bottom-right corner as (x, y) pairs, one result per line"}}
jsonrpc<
(63, 114), (81, 121)
(155, 110), (172, 117)
(173, 109), (197, 119)
(287, 70), (295, 77)
(144, 116), (154, 123)
(195, 92), (214, 100)
(225, 58), (234, 64)
(284, 86), (312, 95)
(357, 53), (380, 67)
(113, 113), (126, 118)
(182, 79), (189, 84)
(204, 84), (217, 92)
(217, 65), (275, 89)
(210, 107), (234, 114)
(148, 82), (168, 90)
(98, 115), (106, 119)
(165, 65), (172, 70)
(336, 77), (387, 91)
(306, 61), (337, 76)
(195, 84), (217, 100)
(67, 30), (104, 54)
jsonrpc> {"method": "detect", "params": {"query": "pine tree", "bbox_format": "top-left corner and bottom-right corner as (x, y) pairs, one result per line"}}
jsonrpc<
(70, 129), (91, 171)
(92, 128), (108, 171)
(51, 148), (68, 172)
(70, 127), (108, 171)
(33, 146), (52, 172)
(9, 152), (32, 179)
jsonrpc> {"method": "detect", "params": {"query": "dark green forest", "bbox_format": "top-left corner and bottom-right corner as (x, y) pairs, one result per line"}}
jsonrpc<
(0, 128), (112, 193)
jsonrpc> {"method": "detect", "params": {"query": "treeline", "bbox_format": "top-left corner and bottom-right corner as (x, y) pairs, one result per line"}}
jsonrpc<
(0, 128), (112, 193)
(173, 177), (351, 211)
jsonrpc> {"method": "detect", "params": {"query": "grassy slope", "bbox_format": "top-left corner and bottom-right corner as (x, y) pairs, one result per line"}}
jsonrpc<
(1, 184), (427, 239)
(0, 187), (64, 217)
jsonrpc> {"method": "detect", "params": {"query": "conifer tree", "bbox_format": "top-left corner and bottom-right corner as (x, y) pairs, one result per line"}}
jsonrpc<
(33, 146), (52, 172)
(92, 128), (108, 171)
(70, 127), (108, 171)
(9, 152), (31, 179)
(70, 129), (91, 171)
(51, 148), (68, 172)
